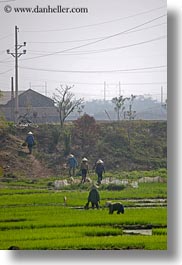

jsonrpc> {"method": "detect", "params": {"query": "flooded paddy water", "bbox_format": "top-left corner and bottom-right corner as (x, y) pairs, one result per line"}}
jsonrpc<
(123, 229), (152, 236)
(123, 198), (167, 208)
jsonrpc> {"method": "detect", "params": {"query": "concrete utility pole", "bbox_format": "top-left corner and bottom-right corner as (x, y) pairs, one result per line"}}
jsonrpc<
(45, 81), (47, 96)
(104, 81), (106, 101)
(11, 76), (14, 121)
(7, 26), (26, 122)
(119, 81), (121, 97)
(161, 86), (163, 105)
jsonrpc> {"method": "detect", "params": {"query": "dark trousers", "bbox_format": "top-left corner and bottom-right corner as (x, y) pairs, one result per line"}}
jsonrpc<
(91, 202), (99, 209)
(28, 144), (33, 154)
(69, 167), (76, 177)
(97, 172), (103, 184)
(81, 169), (87, 183)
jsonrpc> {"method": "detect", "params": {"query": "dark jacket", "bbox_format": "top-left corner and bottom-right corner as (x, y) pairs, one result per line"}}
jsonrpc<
(88, 187), (100, 203)
(95, 163), (105, 174)
(68, 156), (78, 168)
(25, 135), (35, 146)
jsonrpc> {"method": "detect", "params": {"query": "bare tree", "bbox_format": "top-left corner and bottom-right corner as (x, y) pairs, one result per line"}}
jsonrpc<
(53, 85), (84, 127)
(112, 95), (129, 121)
(124, 94), (136, 120)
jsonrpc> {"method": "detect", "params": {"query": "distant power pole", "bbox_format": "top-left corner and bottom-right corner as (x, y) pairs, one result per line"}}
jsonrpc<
(7, 26), (26, 122)
(119, 81), (124, 97)
(11, 76), (14, 121)
(11, 76), (14, 100)
(161, 86), (163, 105)
(104, 81), (106, 101)
(45, 81), (47, 96)
(119, 81), (121, 96)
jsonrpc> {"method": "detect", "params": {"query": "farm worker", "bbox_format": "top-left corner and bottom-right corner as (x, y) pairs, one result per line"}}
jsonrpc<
(25, 131), (35, 154)
(80, 157), (89, 183)
(87, 185), (100, 209)
(94, 159), (105, 185)
(67, 154), (78, 177)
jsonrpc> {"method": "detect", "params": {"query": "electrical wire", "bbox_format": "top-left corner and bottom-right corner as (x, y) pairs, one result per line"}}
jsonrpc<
(84, 82), (167, 86)
(0, 33), (12, 41)
(42, 81), (167, 86)
(22, 5), (166, 33)
(26, 35), (166, 56)
(0, 68), (13, 75)
(19, 14), (166, 61)
(0, 0), (16, 3)
(19, 65), (167, 74)
(27, 22), (166, 45)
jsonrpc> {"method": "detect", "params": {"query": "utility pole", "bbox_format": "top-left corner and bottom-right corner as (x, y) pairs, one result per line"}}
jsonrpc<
(11, 76), (14, 100)
(119, 81), (121, 97)
(7, 26), (26, 122)
(45, 81), (47, 96)
(119, 81), (124, 97)
(161, 86), (163, 105)
(104, 81), (106, 101)
(11, 76), (14, 122)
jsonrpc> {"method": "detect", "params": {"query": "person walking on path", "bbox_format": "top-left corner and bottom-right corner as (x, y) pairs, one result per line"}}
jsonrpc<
(85, 185), (100, 209)
(25, 131), (35, 154)
(94, 159), (105, 185)
(67, 154), (78, 177)
(80, 157), (89, 183)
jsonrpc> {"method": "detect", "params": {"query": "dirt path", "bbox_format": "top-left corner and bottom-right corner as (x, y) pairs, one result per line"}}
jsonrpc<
(27, 155), (52, 178)
(0, 133), (53, 178)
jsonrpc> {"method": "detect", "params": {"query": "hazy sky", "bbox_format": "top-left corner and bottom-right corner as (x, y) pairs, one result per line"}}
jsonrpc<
(0, 0), (167, 101)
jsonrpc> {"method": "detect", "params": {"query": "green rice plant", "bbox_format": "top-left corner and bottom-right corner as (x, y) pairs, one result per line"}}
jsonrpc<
(0, 174), (167, 250)
(0, 234), (167, 250)
(0, 207), (167, 250)
(152, 228), (167, 235)
(0, 182), (167, 209)
(0, 205), (167, 231)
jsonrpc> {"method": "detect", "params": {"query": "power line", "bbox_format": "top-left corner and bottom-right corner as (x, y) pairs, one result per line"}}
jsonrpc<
(19, 65), (167, 74)
(26, 35), (166, 56)
(49, 81), (167, 86)
(21, 5), (166, 33)
(0, 0), (16, 3)
(0, 33), (12, 41)
(27, 22), (166, 45)
(18, 14), (166, 61)
(0, 68), (13, 75)
(126, 22), (166, 34)
(1, 15), (166, 64)
(77, 36), (166, 55)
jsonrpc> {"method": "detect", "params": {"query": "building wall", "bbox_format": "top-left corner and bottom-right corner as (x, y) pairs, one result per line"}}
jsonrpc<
(0, 106), (59, 123)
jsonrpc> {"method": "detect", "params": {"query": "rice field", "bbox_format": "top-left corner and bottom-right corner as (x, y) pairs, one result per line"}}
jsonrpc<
(0, 173), (167, 250)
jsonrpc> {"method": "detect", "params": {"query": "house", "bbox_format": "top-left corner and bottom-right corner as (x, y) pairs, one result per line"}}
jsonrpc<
(0, 89), (59, 123)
